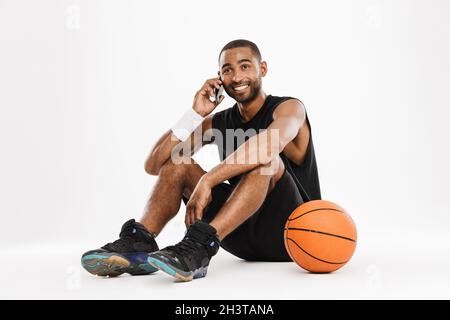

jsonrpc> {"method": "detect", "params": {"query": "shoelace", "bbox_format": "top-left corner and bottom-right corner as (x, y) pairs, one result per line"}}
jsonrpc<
(167, 236), (202, 256)
(103, 236), (135, 252)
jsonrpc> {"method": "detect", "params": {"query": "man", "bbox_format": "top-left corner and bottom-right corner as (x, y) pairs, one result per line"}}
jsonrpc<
(81, 39), (321, 282)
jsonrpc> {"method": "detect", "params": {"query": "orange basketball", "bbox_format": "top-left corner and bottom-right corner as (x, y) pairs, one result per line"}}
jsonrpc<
(284, 200), (357, 273)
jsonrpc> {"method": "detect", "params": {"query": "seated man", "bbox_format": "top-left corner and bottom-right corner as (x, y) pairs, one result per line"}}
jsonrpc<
(81, 39), (321, 282)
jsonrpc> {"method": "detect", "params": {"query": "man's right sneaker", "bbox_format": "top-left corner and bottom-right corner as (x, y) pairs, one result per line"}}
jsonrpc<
(81, 219), (159, 277)
(147, 220), (220, 282)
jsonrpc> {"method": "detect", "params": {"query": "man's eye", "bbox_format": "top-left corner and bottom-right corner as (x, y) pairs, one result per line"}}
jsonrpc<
(242, 65), (249, 70)
(223, 69), (230, 73)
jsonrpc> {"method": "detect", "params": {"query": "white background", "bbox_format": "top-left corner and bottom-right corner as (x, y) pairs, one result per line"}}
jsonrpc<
(0, 0), (449, 299)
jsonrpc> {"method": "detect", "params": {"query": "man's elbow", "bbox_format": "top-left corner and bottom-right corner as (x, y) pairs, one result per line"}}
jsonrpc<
(257, 144), (283, 165)
(144, 158), (160, 176)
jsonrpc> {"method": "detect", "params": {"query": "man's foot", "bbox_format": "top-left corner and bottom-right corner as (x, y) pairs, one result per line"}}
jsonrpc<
(81, 219), (159, 277)
(147, 221), (220, 282)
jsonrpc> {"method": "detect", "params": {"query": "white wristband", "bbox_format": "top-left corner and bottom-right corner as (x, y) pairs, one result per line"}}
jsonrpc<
(171, 108), (204, 141)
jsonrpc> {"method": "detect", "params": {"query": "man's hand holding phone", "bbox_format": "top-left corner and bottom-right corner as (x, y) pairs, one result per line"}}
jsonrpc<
(192, 77), (225, 117)
(170, 76), (224, 143)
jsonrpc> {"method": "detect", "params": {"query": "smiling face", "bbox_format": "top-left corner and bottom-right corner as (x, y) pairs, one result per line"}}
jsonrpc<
(218, 47), (267, 103)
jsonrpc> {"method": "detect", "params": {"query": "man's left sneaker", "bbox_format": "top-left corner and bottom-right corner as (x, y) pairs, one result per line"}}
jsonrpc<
(147, 220), (220, 282)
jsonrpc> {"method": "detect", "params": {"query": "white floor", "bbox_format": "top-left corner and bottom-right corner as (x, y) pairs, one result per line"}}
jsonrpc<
(2, 233), (450, 300)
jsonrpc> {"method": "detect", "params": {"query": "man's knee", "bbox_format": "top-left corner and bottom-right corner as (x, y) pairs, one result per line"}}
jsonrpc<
(246, 156), (284, 190)
(248, 156), (283, 177)
(158, 157), (194, 178)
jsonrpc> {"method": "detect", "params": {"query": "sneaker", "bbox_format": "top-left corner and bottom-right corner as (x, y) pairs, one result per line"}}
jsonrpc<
(147, 220), (220, 282)
(81, 219), (159, 277)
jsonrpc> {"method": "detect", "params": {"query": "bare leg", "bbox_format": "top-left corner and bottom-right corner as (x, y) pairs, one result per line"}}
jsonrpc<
(139, 158), (206, 236)
(210, 156), (285, 241)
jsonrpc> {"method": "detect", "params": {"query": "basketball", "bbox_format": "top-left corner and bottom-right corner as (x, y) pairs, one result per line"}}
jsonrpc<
(284, 200), (357, 273)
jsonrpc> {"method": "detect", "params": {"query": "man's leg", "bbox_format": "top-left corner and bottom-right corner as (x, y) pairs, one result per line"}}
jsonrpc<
(147, 156), (286, 281)
(210, 155), (285, 241)
(140, 158), (206, 236)
(215, 162), (303, 262)
(81, 157), (206, 277)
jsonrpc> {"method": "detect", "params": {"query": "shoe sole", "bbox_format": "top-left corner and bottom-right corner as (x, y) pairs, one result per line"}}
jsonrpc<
(147, 256), (208, 282)
(81, 252), (158, 277)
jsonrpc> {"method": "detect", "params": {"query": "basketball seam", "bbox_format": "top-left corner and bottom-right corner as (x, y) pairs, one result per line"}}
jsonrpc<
(287, 208), (345, 221)
(284, 230), (295, 264)
(286, 237), (349, 265)
(286, 228), (357, 243)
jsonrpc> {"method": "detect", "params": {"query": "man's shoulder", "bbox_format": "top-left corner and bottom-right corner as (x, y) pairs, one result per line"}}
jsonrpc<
(271, 94), (301, 104)
(269, 95), (303, 112)
(211, 94), (303, 120)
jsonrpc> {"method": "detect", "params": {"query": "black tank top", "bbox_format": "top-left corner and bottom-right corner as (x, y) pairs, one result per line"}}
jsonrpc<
(211, 94), (321, 202)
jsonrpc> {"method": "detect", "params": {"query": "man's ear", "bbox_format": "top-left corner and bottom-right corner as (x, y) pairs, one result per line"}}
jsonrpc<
(260, 61), (268, 77)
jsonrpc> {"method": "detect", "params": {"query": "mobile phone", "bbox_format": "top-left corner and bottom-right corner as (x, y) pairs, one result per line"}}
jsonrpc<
(214, 72), (224, 102)
(215, 84), (224, 102)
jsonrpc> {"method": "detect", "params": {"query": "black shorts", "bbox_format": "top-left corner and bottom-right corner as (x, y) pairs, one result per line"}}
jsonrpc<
(182, 168), (304, 262)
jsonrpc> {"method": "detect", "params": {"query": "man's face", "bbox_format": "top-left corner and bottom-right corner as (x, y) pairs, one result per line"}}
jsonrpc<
(219, 47), (267, 103)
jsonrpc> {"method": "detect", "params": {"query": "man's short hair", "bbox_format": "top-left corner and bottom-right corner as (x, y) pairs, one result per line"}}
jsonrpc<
(218, 39), (262, 64)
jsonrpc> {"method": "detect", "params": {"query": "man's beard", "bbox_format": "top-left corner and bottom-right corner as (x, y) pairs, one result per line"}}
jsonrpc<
(226, 78), (262, 104)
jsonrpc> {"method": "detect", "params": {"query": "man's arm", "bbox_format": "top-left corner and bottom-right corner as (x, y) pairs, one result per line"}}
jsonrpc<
(203, 99), (306, 187)
(144, 77), (224, 176)
(144, 116), (213, 176)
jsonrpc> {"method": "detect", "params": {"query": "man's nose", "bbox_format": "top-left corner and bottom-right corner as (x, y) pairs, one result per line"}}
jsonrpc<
(232, 71), (244, 84)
